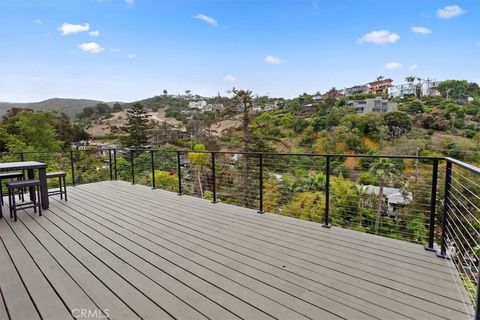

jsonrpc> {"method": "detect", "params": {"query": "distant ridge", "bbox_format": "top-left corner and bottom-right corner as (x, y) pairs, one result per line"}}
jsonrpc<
(0, 98), (124, 117)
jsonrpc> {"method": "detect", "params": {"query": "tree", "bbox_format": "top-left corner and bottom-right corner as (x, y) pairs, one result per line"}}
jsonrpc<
(405, 76), (416, 83)
(122, 103), (151, 148)
(383, 112), (412, 138)
(438, 80), (469, 99)
(376, 75), (385, 81)
(187, 144), (210, 197)
(401, 99), (424, 114)
(417, 109), (449, 130)
(8, 111), (63, 152)
(232, 88), (255, 151)
(369, 159), (399, 234)
(163, 89), (168, 96)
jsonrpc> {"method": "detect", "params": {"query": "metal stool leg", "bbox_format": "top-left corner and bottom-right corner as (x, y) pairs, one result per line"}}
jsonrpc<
(37, 185), (42, 216)
(59, 177), (63, 200)
(63, 176), (67, 201)
(12, 190), (17, 222)
(8, 189), (12, 218)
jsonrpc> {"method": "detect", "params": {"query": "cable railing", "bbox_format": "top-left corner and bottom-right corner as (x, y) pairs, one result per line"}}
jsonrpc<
(1, 148), (479, 318)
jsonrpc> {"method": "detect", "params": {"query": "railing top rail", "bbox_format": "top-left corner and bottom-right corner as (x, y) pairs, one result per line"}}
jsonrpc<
(120, 149), (445, 160)
(1, 148), (446, 161)
(445, 157), (480, 175)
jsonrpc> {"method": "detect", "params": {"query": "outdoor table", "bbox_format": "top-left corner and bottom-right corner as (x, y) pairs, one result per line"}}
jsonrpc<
(0, 161), (49, 210)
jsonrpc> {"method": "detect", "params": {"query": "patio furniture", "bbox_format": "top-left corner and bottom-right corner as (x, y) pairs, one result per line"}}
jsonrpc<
(0, 162), (49, 210)
(7, 179), (41, 222)
(46, 171), (67, 201)
(0, 172), (24, 205)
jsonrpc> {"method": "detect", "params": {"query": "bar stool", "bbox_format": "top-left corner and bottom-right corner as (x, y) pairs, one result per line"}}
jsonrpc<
(46, 172), (67, 201)
(7, 179), (41, 222)
(0, 172), (24, 205)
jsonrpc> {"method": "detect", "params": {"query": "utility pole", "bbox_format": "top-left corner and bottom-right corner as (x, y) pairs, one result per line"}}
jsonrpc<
(415, 146), (419, 183)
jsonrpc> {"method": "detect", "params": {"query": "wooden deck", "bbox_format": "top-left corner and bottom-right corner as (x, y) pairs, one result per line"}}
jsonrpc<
(0, 180), (473, 320)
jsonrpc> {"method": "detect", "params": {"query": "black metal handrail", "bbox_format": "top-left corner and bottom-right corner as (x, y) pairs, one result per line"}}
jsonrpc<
(1, 148), (479, 318)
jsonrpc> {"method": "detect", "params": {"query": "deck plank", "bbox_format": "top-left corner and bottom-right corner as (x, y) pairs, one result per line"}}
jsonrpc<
(109, 181), (449, 269)
(0, 217), (71, 320)
(19, 210), (175, 320)
(0, 230), (40, 320)
(82, 184), (465, 305)
(0, 285), (9, 320)
(0, 181), (474, 320)
(4, 212), (110, 317)
(48, 197), (324, 320)
(103, 183), (454, 281)
(16, 209), (142, 320)
(41, 204), (238, 320)
(51, 197), (376, 320)
(72, 183), (471, 320)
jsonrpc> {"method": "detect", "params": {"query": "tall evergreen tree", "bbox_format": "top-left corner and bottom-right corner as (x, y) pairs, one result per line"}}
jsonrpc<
(122, 103), (151, 148)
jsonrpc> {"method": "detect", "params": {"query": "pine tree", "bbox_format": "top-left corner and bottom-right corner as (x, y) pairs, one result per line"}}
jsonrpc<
(122, 103), (151, 148)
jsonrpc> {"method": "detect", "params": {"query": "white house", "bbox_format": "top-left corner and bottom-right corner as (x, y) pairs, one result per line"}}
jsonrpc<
(388, 83), (417, 98)
(188, 100), (208, 110)
(360, 185), (413, 217)
(388, 79), (443, 98)
(420, 80), (442, 97)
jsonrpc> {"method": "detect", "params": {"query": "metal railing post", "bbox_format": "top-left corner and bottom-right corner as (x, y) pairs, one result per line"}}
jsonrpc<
(323, 155), (331, 228)
(258, 153), (264, 214)
(177, 151), (182, 195)
(211, 152), (217, 203)
(425, 158), (439, 252)
(19, 152), (24, 162)
(130, 150), (135, 184)
(438, 161), (452, 258)
(108, 149), (113, 181)
(151, 150), (156, 189)
(70, 150), (75, 186)
(113, 149), (118, 180)
(475, 273), (480, 320)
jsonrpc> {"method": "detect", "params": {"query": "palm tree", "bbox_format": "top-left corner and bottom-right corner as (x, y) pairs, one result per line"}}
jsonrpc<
(376, 75), (385, 82)
(405, 76), (416, 83)
(369, 159), (399, 234)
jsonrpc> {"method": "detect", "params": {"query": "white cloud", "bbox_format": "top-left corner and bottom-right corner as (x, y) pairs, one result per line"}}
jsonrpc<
(436, 5), (466, 19)
(89, 30), (100, 37)
(79, 42), (104, 53)
(384, 62), (403, 70)
(125, 0), (135, 5)
(357, 30), (400, 45)
(59, 23), (90, 35)
(33, 19), (43, 24)
(194, 14), (218, 26)
(411, 27), (432, 35)
(408, 64), (419, 71)
(224, 74), (236, 82)
(127, 53), (137, 59)
(265, 55), (283, 64)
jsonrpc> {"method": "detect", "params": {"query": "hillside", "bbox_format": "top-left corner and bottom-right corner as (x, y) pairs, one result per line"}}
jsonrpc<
(0, 98), (122, 117)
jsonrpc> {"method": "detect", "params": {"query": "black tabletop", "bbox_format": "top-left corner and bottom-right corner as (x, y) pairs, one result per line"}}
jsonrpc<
(0, 161), (47, 171)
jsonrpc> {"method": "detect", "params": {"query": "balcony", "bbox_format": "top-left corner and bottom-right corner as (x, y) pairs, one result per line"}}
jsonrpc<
(0, 150), (478, 319)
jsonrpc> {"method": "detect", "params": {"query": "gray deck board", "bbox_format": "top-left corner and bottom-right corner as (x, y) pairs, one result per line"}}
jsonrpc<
(76, 182), (470, 319)
(0, 285), (9, 320)
(0, 220), (71, 320)
(0, 180), (474, 320)
(0, 233), (40, 320)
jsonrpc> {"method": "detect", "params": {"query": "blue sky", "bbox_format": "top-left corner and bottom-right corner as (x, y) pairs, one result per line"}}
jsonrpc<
(0, 0), (479, 102)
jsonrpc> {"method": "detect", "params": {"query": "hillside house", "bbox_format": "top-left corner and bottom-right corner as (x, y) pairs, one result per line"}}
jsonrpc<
(348, 98), (398, 114)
